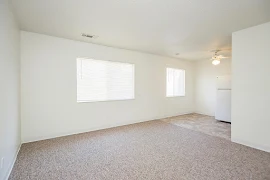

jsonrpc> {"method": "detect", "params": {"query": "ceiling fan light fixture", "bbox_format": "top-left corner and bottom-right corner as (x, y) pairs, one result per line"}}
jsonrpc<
(212, 59), (220, 65)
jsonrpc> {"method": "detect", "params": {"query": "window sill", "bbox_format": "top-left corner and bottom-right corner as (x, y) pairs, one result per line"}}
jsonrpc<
(166, 95), (185, 98)
(77, 98), (135, 103)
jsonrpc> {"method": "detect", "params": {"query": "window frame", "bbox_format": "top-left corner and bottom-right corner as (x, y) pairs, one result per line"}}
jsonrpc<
(76, 57), (135, 103)
(166, 67), (185, 97)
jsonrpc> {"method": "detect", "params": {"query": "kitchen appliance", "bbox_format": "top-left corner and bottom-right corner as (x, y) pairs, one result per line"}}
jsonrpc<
(215, 75), (231, 122)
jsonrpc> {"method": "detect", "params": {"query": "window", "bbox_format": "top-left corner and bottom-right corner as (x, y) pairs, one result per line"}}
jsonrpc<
(166, 68), (185, 97)
(77, 58), (134, 102)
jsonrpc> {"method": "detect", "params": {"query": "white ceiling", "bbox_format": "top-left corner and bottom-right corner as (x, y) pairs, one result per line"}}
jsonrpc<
(11, 0), (270, 60)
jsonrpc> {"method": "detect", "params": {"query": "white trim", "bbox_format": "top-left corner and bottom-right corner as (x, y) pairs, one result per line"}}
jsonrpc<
(231, 137), (270, 153)
(22, 111), (194, 143)
(194, 111), (214, 117)
(4, 144), (21, 180)
(160, 111), (195, 119)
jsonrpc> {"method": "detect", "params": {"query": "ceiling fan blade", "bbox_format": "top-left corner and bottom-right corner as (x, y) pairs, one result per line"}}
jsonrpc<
(217, 55), (229, 59)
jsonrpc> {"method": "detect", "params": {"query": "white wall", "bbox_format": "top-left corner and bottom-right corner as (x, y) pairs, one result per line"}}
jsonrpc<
(0, 1), (21, 180)
(20, 31), (195, 143)
(194, 59), (231, 116)
(232, 22), (270, 152)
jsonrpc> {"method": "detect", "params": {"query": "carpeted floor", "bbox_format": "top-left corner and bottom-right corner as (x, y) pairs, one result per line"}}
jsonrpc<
(163, 113), (231, 140)
(10, 119), (270, 180)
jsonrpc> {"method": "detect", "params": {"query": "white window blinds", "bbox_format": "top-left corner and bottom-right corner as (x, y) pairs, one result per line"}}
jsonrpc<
(166, 68), (185, 97)
(77, 58), (135, 102)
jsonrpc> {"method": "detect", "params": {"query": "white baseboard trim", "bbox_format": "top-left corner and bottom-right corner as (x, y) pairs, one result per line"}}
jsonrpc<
(194, 111), (214, 117)
(22, 111), (195, 143)
(231, 137), (270, 153)
(4, 144), (21, 180)
(159, 111), (195, 119)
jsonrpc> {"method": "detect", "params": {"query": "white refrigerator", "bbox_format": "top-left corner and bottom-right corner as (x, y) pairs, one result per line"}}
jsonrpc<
(215, 76), (231, 122)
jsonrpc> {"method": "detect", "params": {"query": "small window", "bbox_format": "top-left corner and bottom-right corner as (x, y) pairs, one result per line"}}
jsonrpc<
(77, 58), (134, 102)
(166, 68), (185, 97)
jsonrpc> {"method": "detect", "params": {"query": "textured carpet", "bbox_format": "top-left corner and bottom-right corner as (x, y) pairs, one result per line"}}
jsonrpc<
(163, 113), (231, 140)
(9, 120), (270, 180)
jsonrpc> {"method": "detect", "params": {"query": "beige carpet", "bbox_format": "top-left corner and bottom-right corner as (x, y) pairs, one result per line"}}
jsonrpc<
(10, 120), (270, 180)
(163, 113), (231, 140)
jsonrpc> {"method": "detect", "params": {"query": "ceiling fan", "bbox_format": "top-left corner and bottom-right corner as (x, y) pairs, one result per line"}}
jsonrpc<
(211, 50), (228, 65)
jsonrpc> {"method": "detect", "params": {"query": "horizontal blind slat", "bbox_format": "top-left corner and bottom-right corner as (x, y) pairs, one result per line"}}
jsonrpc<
(166, 68), (185, 97)
(77, 58), (134, 102)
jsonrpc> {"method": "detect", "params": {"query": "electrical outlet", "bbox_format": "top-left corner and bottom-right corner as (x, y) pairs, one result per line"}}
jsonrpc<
(0, 157), (4, 169)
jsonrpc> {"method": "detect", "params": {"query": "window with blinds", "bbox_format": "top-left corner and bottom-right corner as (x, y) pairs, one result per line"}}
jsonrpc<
(77, 58), (135, 102)
(166, 68), (185, 97)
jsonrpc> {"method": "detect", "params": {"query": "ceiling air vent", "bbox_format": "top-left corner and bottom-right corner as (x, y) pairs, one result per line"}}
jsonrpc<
(81, 33), (98, 39)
